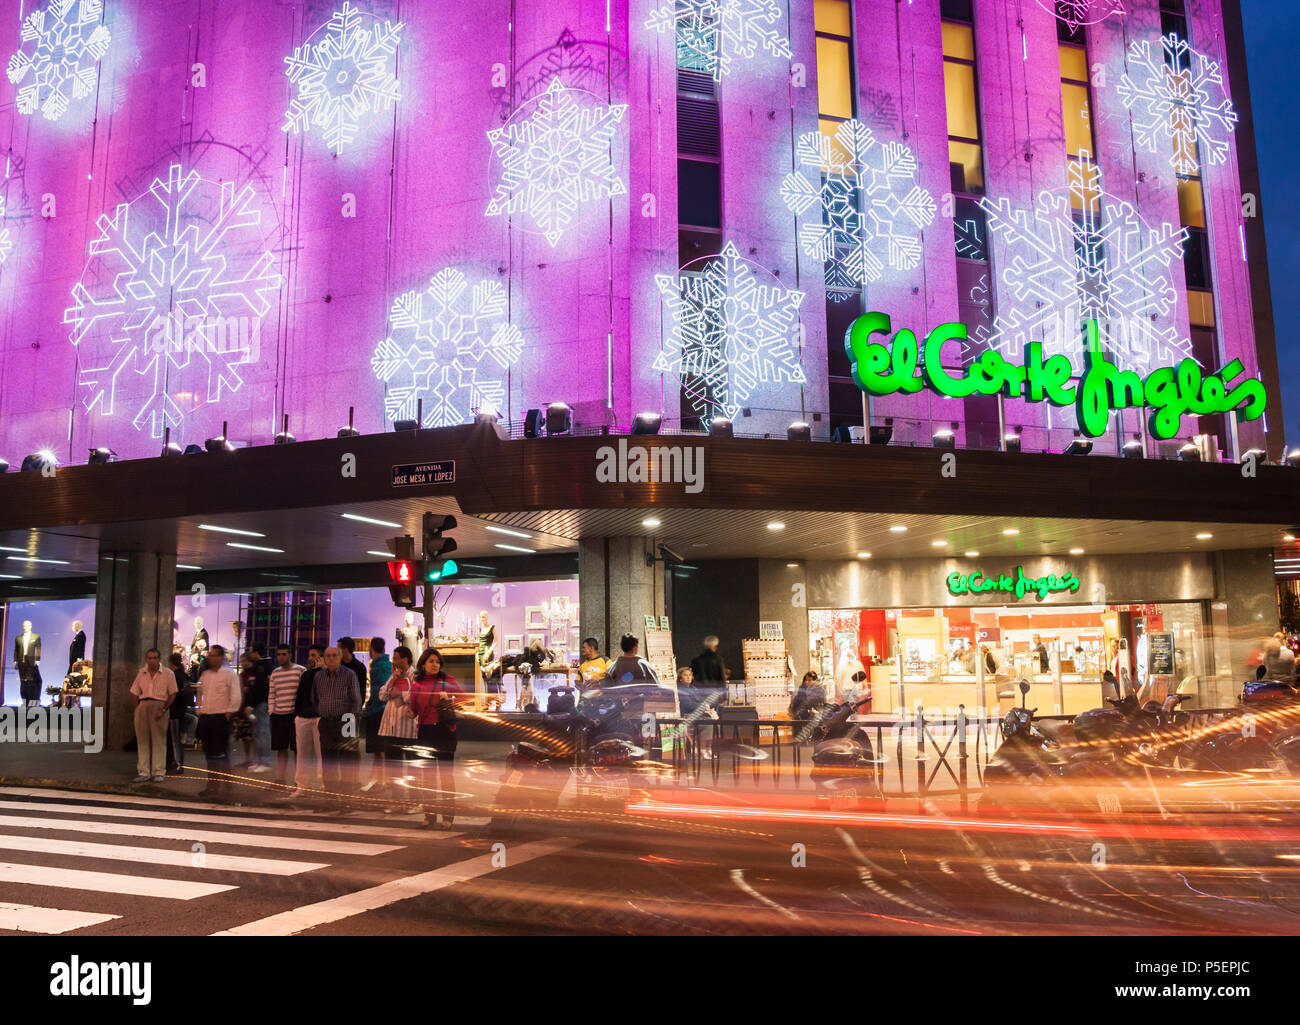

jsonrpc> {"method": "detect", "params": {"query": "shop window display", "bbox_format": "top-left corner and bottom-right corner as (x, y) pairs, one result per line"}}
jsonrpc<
(810, 602), (1210, 716)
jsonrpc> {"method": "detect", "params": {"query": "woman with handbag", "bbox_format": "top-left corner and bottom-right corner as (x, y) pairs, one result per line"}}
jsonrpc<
(407, 647), (465, 829)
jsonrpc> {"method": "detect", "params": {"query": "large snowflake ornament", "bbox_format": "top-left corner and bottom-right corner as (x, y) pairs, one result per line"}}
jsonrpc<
(371, 269), (525, 429)
(977, 154), (1190, 375)
(645, 0), (791, 82)
(283, 1), (403, 155)
(64, 165), (282, 437)
(1033, 0), (1125, 33)
(781, 119), (936, 302)
(654, 242), (806, 420)
(6, 0), (111, 122)
(486, 78), (627, 246)
(1118, 34), (1238, 177)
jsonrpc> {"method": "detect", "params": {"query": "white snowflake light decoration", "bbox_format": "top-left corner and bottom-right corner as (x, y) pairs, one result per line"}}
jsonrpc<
(1033, 0), (1125, 33)
(371, 269), (525, 429)
(645, 0), (791, 82)
(654, 242), (806, 420)
(6, 0), (111, 122)
(64, 165), (282, 437)
(486, 78), (627, 246)
(978, 154), (1190, 375)
(283, 1), (403, 155)
(781, 119), (936, 301)
(1118, 34), (1238, 177)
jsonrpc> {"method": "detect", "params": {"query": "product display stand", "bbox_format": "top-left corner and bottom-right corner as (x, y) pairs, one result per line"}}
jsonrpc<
(643, 620), (679, 716)
(742, 637), (792, 716)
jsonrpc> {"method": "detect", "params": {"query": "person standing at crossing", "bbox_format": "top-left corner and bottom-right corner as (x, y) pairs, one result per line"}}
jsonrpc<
(196, 645), (243, 800)
(130, 648), (177, 783)
(268, 645), (303, 787)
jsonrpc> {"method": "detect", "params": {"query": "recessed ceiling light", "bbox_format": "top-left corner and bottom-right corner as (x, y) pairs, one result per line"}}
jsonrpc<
(857, 551), (871, 559)
(931, 540), (948, 547)
(366, 550), (393, 558)
(225, 543), (285, 554)
(1002, 528), (1020, 536)
(6, 556), (68, 565)
(484, 525), (533, 539)
(643, 517), (661, 528)
(176, 564), (202, 570)
(199, 524), (265, 538)
(341, 513), (402, 529)
(494, 543), (536, 554)
(1069, 548), (1085, 555)
(0, 546), (29, 553)
(767, 521), (785, 531)
(786, 562), (799, 568)
(1284, 533), (1297, 542)
(0, 574), (21, 579)
(889, 525), (907, 533)
(1196, 532), (1213, 540)
(964, 550), (979, 558)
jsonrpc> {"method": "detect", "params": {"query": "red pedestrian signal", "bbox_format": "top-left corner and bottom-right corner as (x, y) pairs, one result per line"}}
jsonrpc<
(387, 559), (416, 607)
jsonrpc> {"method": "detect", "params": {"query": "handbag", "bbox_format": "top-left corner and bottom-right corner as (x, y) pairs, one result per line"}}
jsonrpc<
(435, 678), (457, 725)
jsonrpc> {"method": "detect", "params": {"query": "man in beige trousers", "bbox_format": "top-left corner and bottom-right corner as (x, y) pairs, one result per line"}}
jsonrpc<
(130, 648), (177, 783)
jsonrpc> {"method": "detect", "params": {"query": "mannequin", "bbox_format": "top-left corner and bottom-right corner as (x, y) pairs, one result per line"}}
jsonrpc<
(190, 617), (209, 659)
(477, 611), (501, 710)
(68, 619), (86, 673)
(14, 620), (41, 707)
(395, 610), (423, 655)
(833, 644), (868, 704)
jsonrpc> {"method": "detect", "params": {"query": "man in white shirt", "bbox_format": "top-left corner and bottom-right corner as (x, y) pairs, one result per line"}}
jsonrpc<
(129, 648), (177, 783)
(195, 645), (243, 800)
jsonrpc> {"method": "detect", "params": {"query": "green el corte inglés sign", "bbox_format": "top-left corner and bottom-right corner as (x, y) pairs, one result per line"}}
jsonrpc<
(948, 565), (1081, 602)
(846, 313), (1267, 440)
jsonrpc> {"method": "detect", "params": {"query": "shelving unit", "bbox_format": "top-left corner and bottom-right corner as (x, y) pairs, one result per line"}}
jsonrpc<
(243, 591), (332, 666)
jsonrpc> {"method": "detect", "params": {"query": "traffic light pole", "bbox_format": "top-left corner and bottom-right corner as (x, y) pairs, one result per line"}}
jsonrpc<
(422, 577), (434, 642)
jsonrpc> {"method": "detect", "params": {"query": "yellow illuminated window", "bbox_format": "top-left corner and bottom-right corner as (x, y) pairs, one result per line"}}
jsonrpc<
(1059, 45), (1088, 83)
(816, 36), (854, 120)
(942, 22), (974, 61)
(1062, 83), (1094, 157)
(944, 60), (979, 141)
(1187, 290), (1216, 328)
(1178, 178), (1206, 228)
(949, 140), (984, 192)
(820, 117), (854, 168)
(815, 0), (852, 37)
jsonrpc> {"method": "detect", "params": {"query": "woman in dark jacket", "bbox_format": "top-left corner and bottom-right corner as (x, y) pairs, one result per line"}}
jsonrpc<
(407, 648), (465, 829)
(788, 671), (827, 722)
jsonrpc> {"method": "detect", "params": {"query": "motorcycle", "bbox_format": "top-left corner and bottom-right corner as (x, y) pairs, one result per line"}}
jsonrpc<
(1175, 668), (1300, 772)
(980, 683), (1124, 810)
(808, 692), (881, 806)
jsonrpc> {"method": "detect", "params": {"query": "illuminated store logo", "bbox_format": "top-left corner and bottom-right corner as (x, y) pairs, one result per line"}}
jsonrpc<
(846, 313), (1266, 442)
(947, 566), (1081, 603)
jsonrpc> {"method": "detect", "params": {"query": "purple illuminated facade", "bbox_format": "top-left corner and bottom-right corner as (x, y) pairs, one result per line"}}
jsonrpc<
(0, 0), (1277, 463)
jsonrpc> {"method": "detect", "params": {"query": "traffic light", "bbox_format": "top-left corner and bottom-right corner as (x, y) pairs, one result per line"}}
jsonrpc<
(422, 513), (458, 583)
(386, 534), (416, 607)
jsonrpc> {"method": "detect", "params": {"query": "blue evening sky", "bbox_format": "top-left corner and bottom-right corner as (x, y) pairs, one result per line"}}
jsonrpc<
(1241, 0), (1298, 447)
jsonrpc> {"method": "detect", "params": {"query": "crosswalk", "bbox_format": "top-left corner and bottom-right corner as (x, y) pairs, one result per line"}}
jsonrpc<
(0, 787), (461, 934)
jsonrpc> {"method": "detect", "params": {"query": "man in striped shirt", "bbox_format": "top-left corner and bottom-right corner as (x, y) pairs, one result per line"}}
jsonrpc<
(268, 645), (302, 787)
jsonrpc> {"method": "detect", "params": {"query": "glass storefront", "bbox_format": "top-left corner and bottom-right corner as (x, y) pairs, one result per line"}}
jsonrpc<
(810, 600), (1213, 716)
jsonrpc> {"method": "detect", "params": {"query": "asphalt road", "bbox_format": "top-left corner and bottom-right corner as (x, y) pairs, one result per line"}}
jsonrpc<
(0, 781), (1298, 936)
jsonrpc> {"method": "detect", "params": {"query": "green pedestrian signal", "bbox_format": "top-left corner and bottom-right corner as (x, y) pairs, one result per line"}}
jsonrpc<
(426, 559), (458, 582)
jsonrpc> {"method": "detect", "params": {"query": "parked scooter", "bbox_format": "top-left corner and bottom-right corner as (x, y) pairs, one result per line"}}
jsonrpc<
(809, 691), (881, 805)
(1175, 666), (1300, 772)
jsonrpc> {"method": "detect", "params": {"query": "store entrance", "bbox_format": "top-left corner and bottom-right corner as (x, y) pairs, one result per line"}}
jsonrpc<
(809, 602), (1210, 716)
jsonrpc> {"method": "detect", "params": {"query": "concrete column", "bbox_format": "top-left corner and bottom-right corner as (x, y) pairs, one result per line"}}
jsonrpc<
(92, 550), (177, 751)
(1209, 548), (1278, 707)
(758, 560), (810, 678)
(579, 536), (663, 657)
